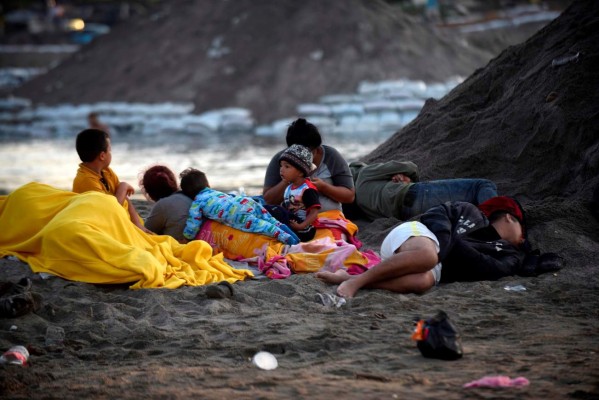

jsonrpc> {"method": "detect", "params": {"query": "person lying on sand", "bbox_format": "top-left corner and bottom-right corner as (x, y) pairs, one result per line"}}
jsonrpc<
(348, 160), (498, 221)
(317, 196), (540, 298)
(180, 168), (299, 245)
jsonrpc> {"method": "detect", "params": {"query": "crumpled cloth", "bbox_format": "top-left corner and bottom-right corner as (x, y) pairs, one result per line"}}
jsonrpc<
(0, 183), (253, 289)
(463, 375), (530, 388)
(197, 210), (380, 279)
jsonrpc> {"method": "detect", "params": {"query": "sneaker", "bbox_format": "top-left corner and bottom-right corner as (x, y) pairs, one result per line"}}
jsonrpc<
(0, 292), (42, 318)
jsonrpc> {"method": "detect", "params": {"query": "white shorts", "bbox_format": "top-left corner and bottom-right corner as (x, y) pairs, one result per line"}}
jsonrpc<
(380, 221), (442, 284)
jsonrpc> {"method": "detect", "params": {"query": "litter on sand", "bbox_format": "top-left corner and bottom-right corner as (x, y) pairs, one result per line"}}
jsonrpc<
(252, 351), (278, 370)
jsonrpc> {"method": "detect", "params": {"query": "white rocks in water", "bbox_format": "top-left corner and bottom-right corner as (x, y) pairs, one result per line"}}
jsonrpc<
(0, 97), (32, 112)
(296, 103), (332, 117)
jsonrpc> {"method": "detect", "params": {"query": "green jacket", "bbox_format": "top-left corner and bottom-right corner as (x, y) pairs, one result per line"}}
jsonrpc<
(350, 161), (419, 220)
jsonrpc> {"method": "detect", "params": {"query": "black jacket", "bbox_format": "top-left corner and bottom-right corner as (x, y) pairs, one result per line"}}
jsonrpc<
(419, 201), (525, 283)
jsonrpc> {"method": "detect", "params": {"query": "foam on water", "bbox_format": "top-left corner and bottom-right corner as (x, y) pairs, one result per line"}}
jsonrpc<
(0, 132), (381, 196)
(0, 76), (463, 194)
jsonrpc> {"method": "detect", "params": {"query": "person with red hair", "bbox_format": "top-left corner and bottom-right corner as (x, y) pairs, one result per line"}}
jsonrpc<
(139, 165), (192, 243)
(317, 196), (542, 298)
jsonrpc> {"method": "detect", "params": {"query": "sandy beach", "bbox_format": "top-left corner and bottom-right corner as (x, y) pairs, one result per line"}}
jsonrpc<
(0, 208), (597, 399)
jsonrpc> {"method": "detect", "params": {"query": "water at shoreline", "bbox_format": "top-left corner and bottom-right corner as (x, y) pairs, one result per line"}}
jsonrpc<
(0, 130), (384, 196)
(1, 76), (455, 195)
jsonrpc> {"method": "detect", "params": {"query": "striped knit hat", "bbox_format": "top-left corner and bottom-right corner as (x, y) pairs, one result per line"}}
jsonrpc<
(279, 144), (315, 176)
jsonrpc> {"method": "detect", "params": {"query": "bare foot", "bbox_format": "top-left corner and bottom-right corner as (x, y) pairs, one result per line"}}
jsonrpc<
(315, 269), (351, 284)
(337, 279), (361, 298)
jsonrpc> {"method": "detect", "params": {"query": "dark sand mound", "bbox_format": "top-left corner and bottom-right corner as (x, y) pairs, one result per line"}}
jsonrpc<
(363, 0), (599, 259)
(1, 1), (598, 399)
(12, 0), (546, 123)
(365, 0), (599, 205)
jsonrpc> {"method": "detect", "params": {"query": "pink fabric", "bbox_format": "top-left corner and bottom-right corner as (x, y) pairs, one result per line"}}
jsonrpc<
(347, 249), (381, 275)
(463, 376), (530, 388)
(287, 237), (363, 273)
(313, 216), (363, 249)
(196, 217), (378, 279)
(258, 255), (291, 279)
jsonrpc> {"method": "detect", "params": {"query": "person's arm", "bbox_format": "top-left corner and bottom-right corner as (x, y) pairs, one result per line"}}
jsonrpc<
(358, 161), (420, 184)
(448, 236), (524, 280)
(289, 188), (321, 230)
(312, 146), (356, 204)
(419, 202), (455, 260)
(262, 151), (286, 205)
(310, 177), (355, 203)
(114, 181), (148, 232)
(115, 182), (135, 205)
(127, 200), (150, 232)
(263, 179), (288, 205)
(183, 202), (204, 240)
(421, 202), (487, 261)
(290, 207), (320, 231)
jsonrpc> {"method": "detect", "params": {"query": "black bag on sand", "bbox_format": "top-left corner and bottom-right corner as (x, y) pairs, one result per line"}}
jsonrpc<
(412, 310), (463, 361)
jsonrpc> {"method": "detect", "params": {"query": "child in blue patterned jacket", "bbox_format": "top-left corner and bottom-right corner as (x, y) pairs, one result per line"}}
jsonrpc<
(180, 168), (299, 245)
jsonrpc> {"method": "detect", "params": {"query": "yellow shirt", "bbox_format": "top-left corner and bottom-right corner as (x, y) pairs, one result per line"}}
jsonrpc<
(72, 164), (144, 226)
(72, 164), (120, 195)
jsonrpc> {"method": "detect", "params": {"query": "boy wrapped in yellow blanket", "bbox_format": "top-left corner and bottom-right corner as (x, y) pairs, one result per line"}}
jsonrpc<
(0, 183), (252, 289)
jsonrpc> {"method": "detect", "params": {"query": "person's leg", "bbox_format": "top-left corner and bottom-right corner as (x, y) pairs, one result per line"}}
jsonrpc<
(365, 271), (435, 294)
(473, 179), (499, 204)
(400, 179), (498, 219)
(318, 236), (439, 298)
(316, 268), (434, 295)
(315, 269), (351, 284)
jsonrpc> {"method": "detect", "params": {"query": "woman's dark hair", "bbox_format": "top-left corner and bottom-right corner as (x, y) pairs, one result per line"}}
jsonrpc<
(180, 168), (210, 199)
(75, 129), (109, 162)
(286, 118), (322, 149)
(140, 165), (178, 202)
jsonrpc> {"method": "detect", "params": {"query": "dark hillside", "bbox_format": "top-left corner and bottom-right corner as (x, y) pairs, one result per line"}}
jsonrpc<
(365, 0), (599, 208)
(12, 0), (552, 122)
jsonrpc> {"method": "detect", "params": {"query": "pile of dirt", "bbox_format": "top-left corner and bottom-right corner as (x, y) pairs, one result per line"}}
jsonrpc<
(365, 0), (599, 222)
(359, 2), (599, 309)
(11, 0), (560, 123)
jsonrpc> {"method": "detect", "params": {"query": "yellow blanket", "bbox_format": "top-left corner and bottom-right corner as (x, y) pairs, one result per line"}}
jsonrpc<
(0, 183), (253, 289)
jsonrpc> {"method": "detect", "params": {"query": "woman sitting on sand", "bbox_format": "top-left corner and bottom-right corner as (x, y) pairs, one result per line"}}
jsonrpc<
(139, 165), (192, 243)
(262, 118), (355, 213)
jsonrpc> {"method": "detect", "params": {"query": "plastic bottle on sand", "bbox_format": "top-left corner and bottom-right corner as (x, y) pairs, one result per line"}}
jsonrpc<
(45, 325), (65, 346)
(0, 345), (29, 366)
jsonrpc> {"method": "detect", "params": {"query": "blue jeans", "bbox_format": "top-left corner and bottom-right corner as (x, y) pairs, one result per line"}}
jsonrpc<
(399, 179), (497, 220)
